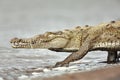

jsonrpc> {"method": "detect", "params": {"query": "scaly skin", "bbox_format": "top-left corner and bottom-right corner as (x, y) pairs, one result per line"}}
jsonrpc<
(10, 21), (120, 67)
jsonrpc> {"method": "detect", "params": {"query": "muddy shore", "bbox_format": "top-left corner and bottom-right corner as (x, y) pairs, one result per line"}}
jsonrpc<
(43, 65), (120, 80)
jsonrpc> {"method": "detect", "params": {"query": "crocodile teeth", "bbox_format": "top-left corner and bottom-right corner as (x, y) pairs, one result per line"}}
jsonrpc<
(14, 43), (19, 46)
(12, 42), (28, 47)
(12, 43), (17, 47)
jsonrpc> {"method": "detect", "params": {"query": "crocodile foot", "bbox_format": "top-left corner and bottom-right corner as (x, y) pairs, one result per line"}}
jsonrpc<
(54, 61), (69, 67)
(107, 59), (119, 64)
(107, 51), (119, 64)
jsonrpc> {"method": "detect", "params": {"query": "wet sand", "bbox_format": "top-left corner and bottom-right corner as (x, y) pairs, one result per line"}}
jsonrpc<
(43, 65), (120, 80)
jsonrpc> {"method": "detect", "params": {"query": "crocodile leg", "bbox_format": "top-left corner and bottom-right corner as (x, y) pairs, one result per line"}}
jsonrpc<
(107, 51), (118, 64)
(116, 52), (119, 62)
(54, 33), (101, 67)
(54, 37), (92, 67)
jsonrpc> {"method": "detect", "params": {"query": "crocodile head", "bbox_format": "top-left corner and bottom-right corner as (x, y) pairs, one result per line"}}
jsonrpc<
(10, 26), (91, 51)
(10, 31), (72, 49)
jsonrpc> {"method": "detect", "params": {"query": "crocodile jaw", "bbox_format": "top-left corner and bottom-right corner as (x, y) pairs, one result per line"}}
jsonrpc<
(11, 43), (30, 48)
(10, 37), (69, 49)
(10, 38), (31, 48)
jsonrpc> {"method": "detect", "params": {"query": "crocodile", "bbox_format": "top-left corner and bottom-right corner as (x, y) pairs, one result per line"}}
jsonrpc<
(10, 21), (120, 67)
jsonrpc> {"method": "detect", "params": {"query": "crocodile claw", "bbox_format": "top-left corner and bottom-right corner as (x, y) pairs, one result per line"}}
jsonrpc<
(54, 61), (69, 67)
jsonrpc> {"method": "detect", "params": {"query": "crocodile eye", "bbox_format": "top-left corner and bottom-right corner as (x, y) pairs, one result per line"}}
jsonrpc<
(45, 32), (53, 36)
